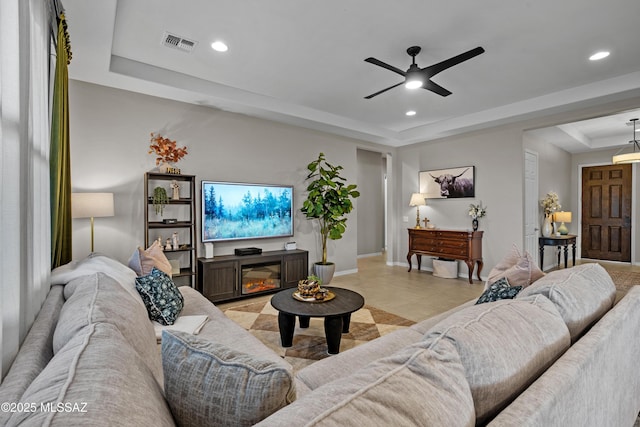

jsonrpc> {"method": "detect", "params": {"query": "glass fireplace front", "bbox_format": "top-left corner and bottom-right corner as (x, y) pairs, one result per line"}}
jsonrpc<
(241, 261), (281, 295)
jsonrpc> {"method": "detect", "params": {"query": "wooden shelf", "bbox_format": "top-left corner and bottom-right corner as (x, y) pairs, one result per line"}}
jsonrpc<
(144, 172), (197, 288)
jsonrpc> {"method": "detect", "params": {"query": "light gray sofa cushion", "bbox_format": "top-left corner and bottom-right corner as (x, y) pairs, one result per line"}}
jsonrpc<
(8, 322), (174, 427)
(0, 286), (64, 427)
(423, 294), (570, 425)
(489, 286), (640, 427)
(296, 327), (423, 391)
(517, 263), (616, 341)
(162, 330), (296, 427)
(52, 272), (163, 384)
(179, 286), (288, 363)
(296, 298), (478, 392)
(256, 338), (475, 427)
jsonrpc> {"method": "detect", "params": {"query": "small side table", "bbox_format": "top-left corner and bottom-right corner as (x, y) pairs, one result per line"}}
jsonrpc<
(539, 235), (577, 270)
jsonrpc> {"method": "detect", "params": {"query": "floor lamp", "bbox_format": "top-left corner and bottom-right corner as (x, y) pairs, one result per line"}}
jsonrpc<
(72, 193), (114, 252)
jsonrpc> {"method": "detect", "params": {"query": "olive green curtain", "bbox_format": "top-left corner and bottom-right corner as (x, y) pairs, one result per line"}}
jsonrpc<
(50, 13), (72, 268)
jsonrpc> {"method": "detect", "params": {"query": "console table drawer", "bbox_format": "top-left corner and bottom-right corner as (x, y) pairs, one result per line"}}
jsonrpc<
(407, 228), (483, 284)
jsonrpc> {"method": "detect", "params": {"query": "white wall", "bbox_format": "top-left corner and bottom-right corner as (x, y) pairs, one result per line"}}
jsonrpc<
(69, 80), (381, 274)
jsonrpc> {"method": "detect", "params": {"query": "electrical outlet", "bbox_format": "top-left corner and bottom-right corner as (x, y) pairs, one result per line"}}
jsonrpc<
(402, 216), (409, 222)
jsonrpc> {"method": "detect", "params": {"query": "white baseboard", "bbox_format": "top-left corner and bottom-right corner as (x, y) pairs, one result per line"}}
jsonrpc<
(335, 268), (358, 277)
(357, 252), (383, 259)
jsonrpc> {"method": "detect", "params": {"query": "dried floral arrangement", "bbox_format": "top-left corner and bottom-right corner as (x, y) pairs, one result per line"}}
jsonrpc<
(148, 132), (188, 165)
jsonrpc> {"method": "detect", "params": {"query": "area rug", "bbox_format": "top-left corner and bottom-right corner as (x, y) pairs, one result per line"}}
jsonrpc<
(223, 301), (415, 372)
(602, 269), (640, 294)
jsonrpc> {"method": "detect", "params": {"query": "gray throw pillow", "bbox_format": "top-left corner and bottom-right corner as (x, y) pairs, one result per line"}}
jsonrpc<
(135, 267), (183, 325)
(162, 330), (296, 427)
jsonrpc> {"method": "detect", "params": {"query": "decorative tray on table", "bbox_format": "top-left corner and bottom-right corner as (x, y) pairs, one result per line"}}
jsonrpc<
(292, 290), (335, 303)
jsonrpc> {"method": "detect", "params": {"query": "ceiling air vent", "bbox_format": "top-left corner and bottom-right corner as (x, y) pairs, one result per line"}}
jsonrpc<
(162, 32), (197, 53)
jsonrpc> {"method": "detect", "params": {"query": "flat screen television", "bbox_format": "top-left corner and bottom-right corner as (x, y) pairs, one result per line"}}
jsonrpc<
(201, 181), (294, 242)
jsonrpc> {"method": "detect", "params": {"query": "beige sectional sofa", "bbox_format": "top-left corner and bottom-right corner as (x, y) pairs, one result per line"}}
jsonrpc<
(1, 254), (639, 426)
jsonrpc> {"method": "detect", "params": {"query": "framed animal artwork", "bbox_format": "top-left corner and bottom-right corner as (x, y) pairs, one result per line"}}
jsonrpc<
(419, 166), (475, 199)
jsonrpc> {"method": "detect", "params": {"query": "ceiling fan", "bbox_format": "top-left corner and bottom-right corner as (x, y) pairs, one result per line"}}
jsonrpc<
(364, 46), (485, 99)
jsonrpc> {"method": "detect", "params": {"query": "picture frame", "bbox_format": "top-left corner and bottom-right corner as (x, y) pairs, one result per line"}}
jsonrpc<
(419, 166), (475, 199)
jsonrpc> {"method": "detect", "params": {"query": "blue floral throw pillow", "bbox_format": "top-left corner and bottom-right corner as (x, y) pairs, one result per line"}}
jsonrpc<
(135, 267), (184, 325)
(475, 277), (523, 305)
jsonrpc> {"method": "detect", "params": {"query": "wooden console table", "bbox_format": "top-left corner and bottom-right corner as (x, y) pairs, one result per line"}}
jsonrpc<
(538, 235), (576, 270)
(407, 228), (483, 284)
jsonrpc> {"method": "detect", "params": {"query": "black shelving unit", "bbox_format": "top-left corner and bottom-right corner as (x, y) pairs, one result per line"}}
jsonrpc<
(144, 172), (197, 287)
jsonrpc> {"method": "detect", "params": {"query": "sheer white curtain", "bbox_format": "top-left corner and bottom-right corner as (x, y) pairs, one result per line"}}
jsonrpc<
(0, 0), (52, 380)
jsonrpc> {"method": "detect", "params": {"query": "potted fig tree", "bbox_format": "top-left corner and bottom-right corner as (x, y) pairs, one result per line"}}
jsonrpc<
(301, 152), (359, 284)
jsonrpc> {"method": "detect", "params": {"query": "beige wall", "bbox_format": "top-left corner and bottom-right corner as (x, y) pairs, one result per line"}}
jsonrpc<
(70, 79), (640, 279)
(393, 100), (640, 274)
(69, 80), (387, 274)
(395, 126), (526, 276)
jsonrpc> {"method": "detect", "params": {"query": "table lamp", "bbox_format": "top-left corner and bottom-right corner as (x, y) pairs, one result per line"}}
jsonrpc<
(72, 192), (114, 252)
(409, 193), (427, 228)
(553, 211), (571, 235)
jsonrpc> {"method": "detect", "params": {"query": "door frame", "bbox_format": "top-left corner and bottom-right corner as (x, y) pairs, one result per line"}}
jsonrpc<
(524, 149), (539, 266)
(578, 161), (636, 264)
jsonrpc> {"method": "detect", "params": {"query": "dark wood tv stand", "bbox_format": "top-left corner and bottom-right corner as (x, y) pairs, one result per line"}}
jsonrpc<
(407, 228), (483, 283)
(197, 249), (308, 303)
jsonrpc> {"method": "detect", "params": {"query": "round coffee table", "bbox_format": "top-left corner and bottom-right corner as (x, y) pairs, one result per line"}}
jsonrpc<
(270, 287), (365, 354)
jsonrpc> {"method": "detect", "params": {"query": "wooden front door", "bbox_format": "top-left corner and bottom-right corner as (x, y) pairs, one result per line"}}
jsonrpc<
(581, 164), (632, 261)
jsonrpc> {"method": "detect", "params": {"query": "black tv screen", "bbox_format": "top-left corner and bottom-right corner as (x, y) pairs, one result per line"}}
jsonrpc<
(201, 181), (294, 242)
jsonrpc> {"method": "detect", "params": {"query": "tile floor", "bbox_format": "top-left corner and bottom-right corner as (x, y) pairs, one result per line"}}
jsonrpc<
(218, 254), (485, 322)
(217, 254), (639, 322)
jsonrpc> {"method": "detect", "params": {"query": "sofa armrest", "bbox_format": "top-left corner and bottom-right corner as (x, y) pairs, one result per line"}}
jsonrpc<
(488, 285), (640, 427)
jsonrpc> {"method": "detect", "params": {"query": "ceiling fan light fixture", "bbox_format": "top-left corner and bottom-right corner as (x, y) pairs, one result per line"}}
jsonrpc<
(612, 118), (640, 164)
(589, 51), (610, 61)
(406, 110), (416, 116)
(405, 79), (423, 89)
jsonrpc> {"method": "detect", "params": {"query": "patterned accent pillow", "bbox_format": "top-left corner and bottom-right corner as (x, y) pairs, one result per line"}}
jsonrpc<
(135, 267), (184, 325)
(476, 277), (523, 304)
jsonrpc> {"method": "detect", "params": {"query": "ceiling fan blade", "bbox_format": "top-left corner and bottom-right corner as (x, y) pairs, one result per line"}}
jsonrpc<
(422, 46), (485, 78)
(423, 80), (452, 97)
(364, 82), (404, 99)
(364, 57), (407, 77)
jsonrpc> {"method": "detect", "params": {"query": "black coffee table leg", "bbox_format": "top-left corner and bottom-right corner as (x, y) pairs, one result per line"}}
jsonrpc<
(278, 312), (295, 347)
(299, 316), (310, 328)
(324, 316), (343, 354)
(342, 314), (352, 333)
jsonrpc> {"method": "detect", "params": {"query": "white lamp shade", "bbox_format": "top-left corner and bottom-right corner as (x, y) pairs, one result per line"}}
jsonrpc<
(553, 211), (572, 223)
(72, 193), (114, 218)
(612, 152), (640, 164)
(409, 193), (427, 206)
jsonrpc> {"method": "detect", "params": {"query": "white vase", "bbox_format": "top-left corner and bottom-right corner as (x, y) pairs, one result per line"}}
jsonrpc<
(541, 214), (553, 237)
(158, 162), (170, 173)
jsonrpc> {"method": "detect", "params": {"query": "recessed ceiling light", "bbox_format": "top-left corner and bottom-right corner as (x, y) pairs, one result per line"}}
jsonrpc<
(211, 41), (228, 52)
(589, 51), (609, 61)
(406, 110), (416, 116)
